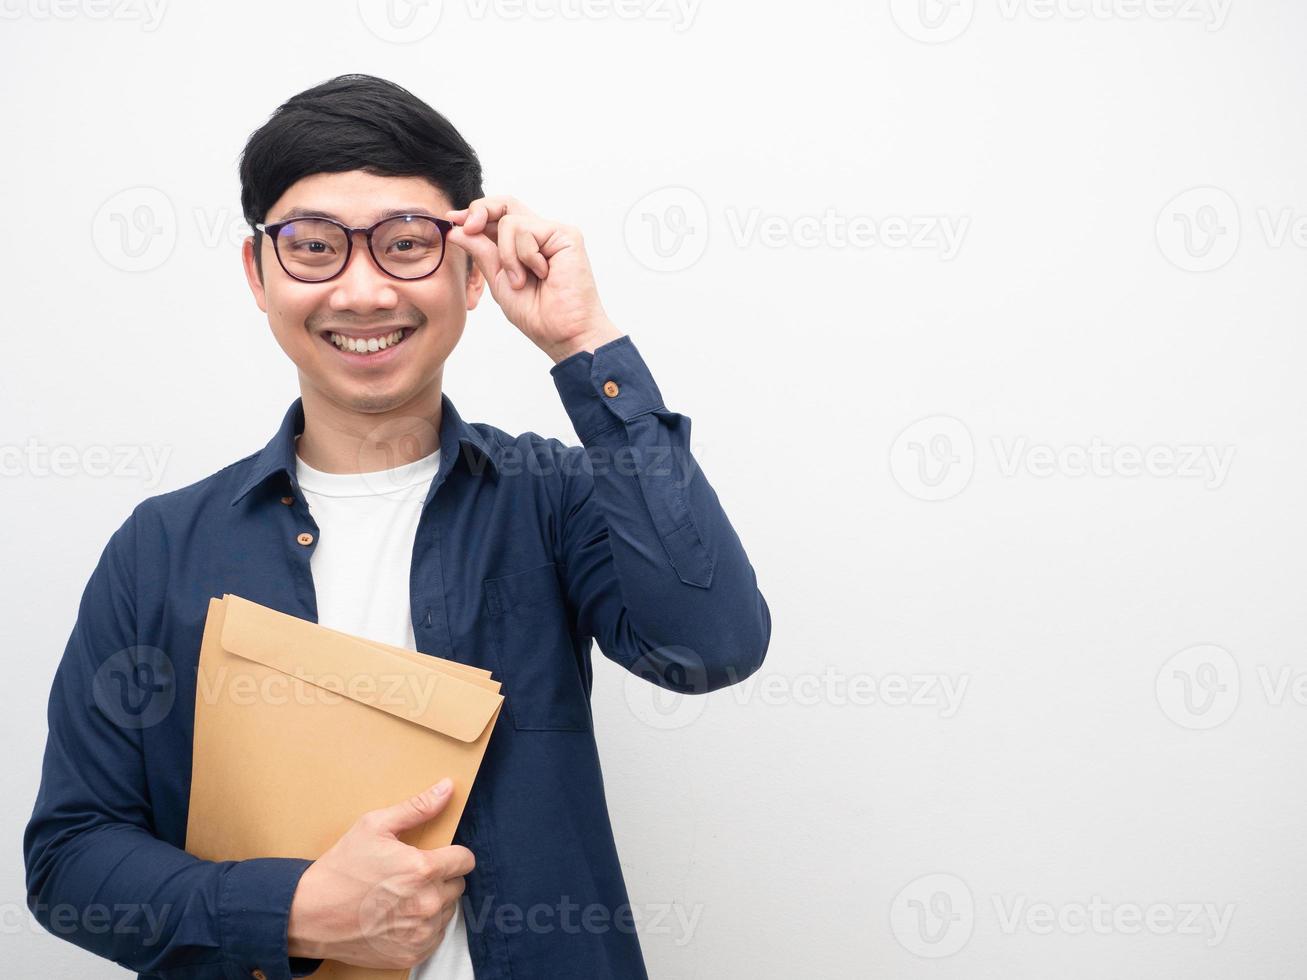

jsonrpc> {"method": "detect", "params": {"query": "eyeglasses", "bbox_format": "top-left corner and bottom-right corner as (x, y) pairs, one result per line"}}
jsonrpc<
(253, 213), (454, 283)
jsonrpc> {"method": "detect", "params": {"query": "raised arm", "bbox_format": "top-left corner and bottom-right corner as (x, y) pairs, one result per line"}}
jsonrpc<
(549, 335), (772, 694)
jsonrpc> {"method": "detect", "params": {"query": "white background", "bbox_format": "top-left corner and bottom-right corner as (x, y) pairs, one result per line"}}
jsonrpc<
(3, 0), (1306, 977)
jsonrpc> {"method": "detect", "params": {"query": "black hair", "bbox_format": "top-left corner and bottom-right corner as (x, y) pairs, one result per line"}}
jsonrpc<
(239, 73), (483, 280)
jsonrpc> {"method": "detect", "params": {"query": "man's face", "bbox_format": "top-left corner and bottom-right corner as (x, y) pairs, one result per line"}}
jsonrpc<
(242, 169), (484, 415)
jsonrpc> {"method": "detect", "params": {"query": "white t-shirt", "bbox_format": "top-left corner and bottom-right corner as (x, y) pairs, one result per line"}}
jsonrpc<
(295, 438), (475, 980)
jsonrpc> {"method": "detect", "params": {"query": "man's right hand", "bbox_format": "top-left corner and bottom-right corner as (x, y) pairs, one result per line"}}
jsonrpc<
(287, 777), (475, 968)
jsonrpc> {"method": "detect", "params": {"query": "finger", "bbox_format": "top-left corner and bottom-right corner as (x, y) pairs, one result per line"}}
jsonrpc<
(366, 779), (453, 836)
(465, 201), (488, 235)
(498, 216), (528, 288)
(419, 842), (476, 881)
(460, 196), (533, 235)
(493, 212), (557, 281)
(462, 216), (500, 245)
(464, 198), (503, 235)
(515, 224), (549, 280)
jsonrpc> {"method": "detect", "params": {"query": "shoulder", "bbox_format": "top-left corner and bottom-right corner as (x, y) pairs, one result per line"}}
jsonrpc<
(132, 451), (260, 518)
(100, 446), (277, 565)
(466, 420), (590, 483)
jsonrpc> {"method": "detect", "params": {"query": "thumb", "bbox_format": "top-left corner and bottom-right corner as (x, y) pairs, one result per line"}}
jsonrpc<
(368, 778), (453, 836)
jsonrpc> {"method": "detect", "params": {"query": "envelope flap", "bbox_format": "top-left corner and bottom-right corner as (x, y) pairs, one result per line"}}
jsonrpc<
(218, 594), (502, 743)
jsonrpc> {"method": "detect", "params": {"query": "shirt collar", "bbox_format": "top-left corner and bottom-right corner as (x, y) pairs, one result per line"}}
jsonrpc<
(229, 393), (499, 507)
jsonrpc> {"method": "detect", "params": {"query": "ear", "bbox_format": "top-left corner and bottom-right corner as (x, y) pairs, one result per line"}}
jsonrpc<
(464, 256), (486, 311)
(242, 235), (268, 313)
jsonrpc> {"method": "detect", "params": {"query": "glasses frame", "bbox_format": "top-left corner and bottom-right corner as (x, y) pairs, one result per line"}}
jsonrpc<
(253, 213), (455, 283)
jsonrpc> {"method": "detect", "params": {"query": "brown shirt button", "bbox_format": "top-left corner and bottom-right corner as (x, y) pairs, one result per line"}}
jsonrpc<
(296, 532), (314, 546)
(251, 971), (268, 980)
(280, 495), (294, 506)
(602, 380), (620, 398)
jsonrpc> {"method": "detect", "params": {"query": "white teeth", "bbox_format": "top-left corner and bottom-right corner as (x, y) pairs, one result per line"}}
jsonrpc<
(329, 329), (406, 353)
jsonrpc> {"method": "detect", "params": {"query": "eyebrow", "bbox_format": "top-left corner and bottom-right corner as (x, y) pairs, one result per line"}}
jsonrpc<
(274, 206), (440, 223)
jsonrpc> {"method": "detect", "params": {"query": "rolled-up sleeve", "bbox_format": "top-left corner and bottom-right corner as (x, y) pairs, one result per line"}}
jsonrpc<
(22, 505), (319, 979)
(549, 334), (771, 693)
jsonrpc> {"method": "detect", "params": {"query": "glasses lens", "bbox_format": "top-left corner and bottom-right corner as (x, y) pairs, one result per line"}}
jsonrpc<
(273, 219), (349, 281)
(371, 216), (445, 279)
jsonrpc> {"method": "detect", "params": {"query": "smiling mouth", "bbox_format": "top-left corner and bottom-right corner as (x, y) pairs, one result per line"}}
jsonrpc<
(324, 327), (417, 356)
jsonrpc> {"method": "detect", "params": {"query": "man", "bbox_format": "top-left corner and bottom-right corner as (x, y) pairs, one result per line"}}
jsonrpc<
(24, 73), (770, 979)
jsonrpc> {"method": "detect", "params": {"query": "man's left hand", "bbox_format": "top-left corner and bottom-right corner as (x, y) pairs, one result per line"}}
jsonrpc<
(447, 196), (624, 363)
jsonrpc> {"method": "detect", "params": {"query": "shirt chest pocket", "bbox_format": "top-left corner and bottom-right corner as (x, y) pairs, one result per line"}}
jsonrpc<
(482, 561), (592, 733)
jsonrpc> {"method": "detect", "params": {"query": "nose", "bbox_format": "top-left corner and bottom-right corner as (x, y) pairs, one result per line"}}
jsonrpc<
(327, 230), (400, 314)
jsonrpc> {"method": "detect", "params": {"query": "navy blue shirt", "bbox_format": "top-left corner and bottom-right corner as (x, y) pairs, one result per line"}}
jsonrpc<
(23, 335), (770, 980)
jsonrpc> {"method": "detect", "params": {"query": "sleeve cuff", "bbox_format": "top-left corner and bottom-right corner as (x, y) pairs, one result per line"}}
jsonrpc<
(550, 334), (666, 443)
(219, 857), (317, 980)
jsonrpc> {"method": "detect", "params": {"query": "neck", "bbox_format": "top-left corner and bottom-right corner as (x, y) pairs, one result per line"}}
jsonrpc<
(294, 380), (443, 475)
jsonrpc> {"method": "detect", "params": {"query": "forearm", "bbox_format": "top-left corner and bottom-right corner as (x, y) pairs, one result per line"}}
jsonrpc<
(24, 815), (315, 979)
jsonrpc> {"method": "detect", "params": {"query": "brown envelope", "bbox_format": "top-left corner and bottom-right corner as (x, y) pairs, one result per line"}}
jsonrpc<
(184, 594), (504, 980)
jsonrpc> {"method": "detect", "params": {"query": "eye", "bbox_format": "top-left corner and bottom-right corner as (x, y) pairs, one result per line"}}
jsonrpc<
(385, 237), (436, 254)
(289, 240), (336, 254)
